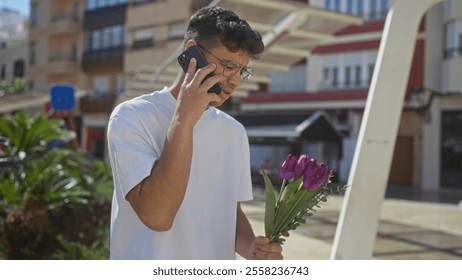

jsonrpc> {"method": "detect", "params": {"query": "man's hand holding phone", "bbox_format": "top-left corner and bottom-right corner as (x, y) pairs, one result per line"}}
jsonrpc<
(178, 45), (223, 94)
(175, 57), (223, 126)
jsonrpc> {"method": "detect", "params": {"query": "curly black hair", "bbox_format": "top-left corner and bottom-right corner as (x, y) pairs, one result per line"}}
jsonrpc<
(184, 6), (264, 59)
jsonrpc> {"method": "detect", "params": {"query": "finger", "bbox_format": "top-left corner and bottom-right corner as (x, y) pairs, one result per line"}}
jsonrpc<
(200, 74), (224, 93)
(207, 91), (222, 103)
(192, 63), (217, 86)
(262, 243), (283, 254)
(184, 58), (197, 83)
(255, 236), (270, 246)
(254, 248), (283, 260)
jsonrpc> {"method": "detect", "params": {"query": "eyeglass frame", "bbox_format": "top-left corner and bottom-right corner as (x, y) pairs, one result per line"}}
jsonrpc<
(196, 44), (254, 82)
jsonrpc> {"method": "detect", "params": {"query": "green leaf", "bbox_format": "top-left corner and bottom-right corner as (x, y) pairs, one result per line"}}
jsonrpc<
(272, 177), (303, 233)
(262, 171), (276, 237)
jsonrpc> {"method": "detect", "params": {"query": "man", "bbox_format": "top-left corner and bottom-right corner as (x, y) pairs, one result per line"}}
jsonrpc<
(107, 6), (283, 260)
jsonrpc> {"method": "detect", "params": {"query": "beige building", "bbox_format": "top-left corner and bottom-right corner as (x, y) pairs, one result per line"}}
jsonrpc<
(0, 8), (27, 85)
(28, 0), (85, 95)
(24, 0), (359, 161)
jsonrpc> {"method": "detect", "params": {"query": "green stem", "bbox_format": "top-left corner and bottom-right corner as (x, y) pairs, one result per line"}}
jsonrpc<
(276, 179), (287, 207)
(269, 188), (309, 241)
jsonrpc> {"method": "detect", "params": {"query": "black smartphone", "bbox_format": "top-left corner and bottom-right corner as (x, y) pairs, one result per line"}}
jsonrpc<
(177, 45), (223, 94)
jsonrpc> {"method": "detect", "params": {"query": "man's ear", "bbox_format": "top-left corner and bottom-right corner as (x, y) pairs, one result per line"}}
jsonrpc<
(184, 39), (196, 50)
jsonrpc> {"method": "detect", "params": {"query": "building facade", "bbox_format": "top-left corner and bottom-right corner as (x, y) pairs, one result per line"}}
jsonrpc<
(0, 8), (27, 96)
(241, 0), (462, 192)
(21, 0), (462, 192)
(28, 0), (85, 94)
(80, 0), (127, 159)
(423, 0), (462, 191)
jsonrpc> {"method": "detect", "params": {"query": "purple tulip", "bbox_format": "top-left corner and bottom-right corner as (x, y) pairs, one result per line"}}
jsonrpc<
(303, 160), (330, 191)
(294, 154), (310, 178)
(278, 154), (299, 180)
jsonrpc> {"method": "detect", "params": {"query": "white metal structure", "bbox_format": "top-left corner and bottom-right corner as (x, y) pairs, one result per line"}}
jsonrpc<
(117, 0), (361, 104)
(330, 0), (443, 260)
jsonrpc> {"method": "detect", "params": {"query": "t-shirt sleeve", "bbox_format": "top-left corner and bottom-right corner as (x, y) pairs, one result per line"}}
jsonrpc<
(107, 106), (161, 199)
(238, 133), (253, 202)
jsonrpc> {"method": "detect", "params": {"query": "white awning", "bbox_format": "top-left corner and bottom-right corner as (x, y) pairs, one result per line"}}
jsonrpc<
(0, 90), (88, 114)
(233, 110), (343, 142)
(119, 0), (362, 104)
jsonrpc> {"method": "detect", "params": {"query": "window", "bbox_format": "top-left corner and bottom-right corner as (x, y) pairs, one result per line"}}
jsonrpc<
(133, 0), (150, 4)
(357, 0), (364, 16)
(1, 64), (5, 79)
(91, 30), (101, 50)
(29, 42), (36, 65)
(133, 27), (154, 49)
(370, 0), (378, 19)
(441, 111), (462, 189)
(85, 24), (124, 52)
(13, 60), (25, 78)
(345, 66), (351, 87)
(87, 127), (106, 159)
(332, 67), (339, 87)
(87, 0), (97, 10)
(322, 67), (330, 88)
(169, 22), (185, 40)
(71, 43), (78, 61)
(116, 74), (124, 96)
(380, 0), (389, 17)
(354, 65), (361, 86)
(347, 0), (354, 14)
(102, 27), (112, 49)
(324, 0), (340, 11)
(31, 3), (38, 26)
(269, 65), (306, 92)
(86, 0), (127, 11)
(111, 25), (124, 47)
(84, 32), (91, 51)
(368, 64), (375, 84)
(445, 21), (462, 58)
(93, 76), (110, 97)
(334, 0), (341, 11)
(73, 2), (80, 20)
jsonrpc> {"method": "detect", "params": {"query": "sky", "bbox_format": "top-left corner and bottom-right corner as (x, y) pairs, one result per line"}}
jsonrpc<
(1, 0), (30, 16)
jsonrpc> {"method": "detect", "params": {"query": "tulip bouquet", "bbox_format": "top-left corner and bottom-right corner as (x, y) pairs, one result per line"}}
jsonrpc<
(263, 154), (346, 244)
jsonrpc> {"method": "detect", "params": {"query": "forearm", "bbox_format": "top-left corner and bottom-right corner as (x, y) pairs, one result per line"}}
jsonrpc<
(235, 203), (256, 259)
(127, 116), (194, 231)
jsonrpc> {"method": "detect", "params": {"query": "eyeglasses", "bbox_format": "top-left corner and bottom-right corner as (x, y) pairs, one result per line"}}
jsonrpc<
(196, 44), (254, 82)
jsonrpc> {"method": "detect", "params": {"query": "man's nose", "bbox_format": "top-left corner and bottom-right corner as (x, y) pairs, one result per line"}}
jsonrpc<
(227, 71), (242, 88)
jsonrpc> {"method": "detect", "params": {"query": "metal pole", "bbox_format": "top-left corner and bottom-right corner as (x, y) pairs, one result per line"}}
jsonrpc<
(330, 0), (443, 260)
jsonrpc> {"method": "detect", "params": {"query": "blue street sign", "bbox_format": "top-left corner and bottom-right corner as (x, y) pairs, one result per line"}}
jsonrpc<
(50, 84), (75, 111)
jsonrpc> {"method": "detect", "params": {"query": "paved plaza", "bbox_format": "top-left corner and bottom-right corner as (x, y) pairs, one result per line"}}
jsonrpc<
(241, 187), (462, 260)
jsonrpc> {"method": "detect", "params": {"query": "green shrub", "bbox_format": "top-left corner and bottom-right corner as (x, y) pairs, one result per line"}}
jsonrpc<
(0, 111), (113, 259)
(0, 78), (25, 95)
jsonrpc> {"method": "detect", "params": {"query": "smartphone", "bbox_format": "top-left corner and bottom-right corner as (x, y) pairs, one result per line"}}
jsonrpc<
(177, 45), (223, 94)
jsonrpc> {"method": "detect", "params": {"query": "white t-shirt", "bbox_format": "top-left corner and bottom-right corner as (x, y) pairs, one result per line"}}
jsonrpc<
(107, 88), (253, 260)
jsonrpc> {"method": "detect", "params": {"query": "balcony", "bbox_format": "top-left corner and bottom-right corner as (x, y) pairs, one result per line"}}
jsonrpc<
(47, 53), (79, 74)
(131, 39), (154, 50)
(82, 47), (124, 72)
(84, 4), (126, 30)
(442, 55), (462, 93)
(80, 95), (116, 114)
(48, 12), (80, 35)
(444, 47), (462, 59)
